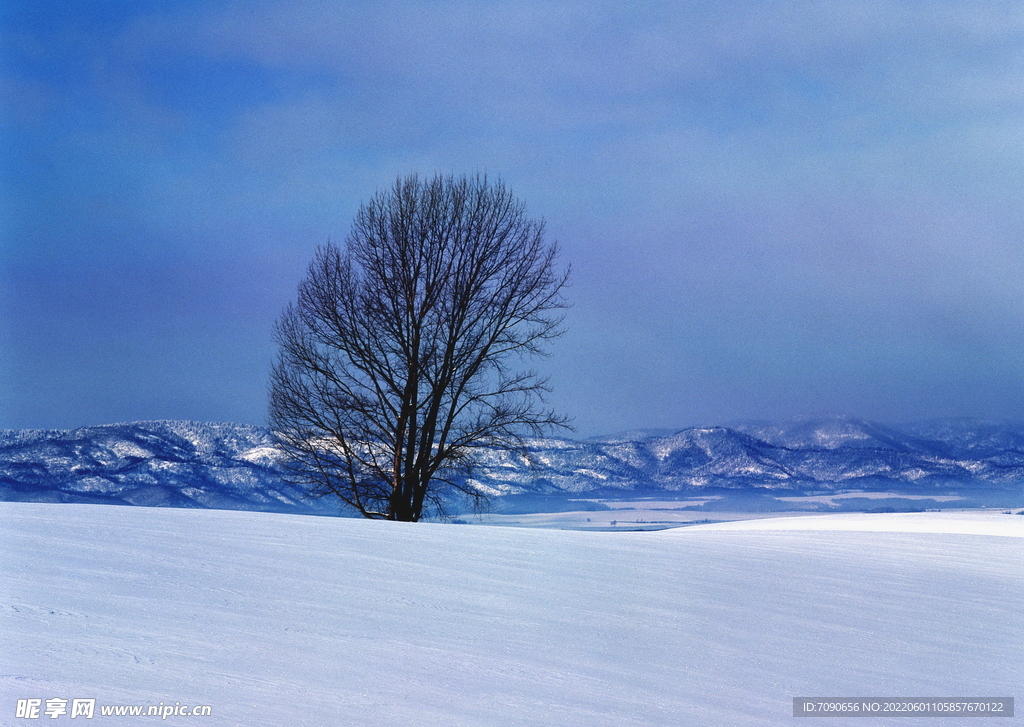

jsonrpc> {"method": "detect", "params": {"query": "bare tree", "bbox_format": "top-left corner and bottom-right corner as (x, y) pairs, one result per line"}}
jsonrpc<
(269, 174), (570, 521)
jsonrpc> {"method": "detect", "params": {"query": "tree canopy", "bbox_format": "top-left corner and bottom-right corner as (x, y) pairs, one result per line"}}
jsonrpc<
(269, 174), (570, 521)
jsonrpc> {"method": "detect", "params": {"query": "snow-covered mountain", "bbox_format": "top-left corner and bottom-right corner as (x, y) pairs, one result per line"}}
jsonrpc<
(2, 416), (1023, 514)
(474, 416), (1024, 497)
(0, 421), (337, 515)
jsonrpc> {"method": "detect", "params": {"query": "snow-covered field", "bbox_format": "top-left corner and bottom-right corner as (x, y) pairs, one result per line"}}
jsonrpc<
(2, 504), (1021, 726)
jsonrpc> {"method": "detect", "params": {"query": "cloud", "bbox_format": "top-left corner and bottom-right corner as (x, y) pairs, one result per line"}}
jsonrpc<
(44, 0), (1019, 206)
(6, 0), (1024, 431)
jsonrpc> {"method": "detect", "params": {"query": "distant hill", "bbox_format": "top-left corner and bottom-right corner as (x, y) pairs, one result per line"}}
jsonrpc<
(2, 416), (1023, 515)
(0, 421), (338, 515)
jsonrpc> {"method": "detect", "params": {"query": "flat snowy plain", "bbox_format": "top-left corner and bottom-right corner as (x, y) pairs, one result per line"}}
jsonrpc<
(2, 503), (1021, 726)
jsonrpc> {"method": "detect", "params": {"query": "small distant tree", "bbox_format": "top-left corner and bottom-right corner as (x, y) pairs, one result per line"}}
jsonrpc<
(269, 174), (570, 521)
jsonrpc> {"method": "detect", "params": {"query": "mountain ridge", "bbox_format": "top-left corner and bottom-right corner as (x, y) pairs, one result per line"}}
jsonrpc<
(2, 416), (1023, 515)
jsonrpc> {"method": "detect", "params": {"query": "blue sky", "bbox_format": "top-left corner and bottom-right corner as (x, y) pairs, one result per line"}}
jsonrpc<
(3, 0), (1024, 436)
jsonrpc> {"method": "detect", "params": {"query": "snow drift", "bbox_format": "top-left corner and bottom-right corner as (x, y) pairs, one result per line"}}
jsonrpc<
(2, 503), (1020, 726)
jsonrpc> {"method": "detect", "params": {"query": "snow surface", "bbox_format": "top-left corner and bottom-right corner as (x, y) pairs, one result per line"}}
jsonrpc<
(1, 504), (1021, 726)
(683, 510), (1024, 538)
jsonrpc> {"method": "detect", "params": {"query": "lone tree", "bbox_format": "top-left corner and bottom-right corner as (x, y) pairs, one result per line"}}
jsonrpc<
(269, 174), (570, 521)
